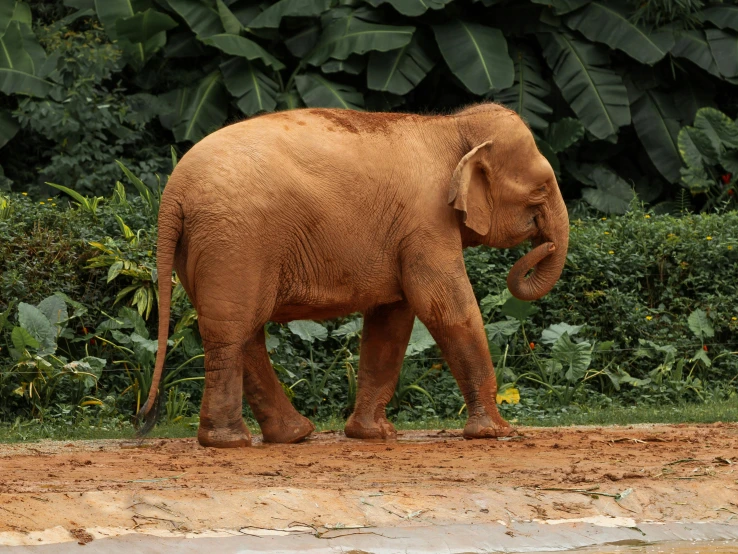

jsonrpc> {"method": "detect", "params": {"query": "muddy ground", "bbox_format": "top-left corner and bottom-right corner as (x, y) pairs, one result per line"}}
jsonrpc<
(0, 424), (736, 546)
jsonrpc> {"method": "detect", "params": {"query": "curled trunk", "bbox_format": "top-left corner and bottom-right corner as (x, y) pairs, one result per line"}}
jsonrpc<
(506, 194), (569, 301)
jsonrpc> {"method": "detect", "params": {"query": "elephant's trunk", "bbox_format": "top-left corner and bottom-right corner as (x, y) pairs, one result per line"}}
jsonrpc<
(506, 192), (569, 302)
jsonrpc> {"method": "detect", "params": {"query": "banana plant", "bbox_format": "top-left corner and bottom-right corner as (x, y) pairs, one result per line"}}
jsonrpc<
(677, 107), (738, 209)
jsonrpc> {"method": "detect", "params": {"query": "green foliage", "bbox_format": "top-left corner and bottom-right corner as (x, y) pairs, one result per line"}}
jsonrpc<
(2, 167), (738, 428)
(1, 0), (738, 210)
(676, 107), (738, 210)
(1, 15), (170, 195)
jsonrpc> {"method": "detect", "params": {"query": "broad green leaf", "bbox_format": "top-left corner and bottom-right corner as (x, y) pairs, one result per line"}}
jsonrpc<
(365, 0), (452, 17)
(706, 29), (738, 79)
(0, 1), (15, 37)
(288, 320), (329, 343)
(322, 57), (366, 75)
(693, 107), (738, 151)
(565, 1), (674, 65)
(0, 22), (53, 97)
(37, 294), (67, 332)
(530, 0), (589, 15)
(700, 6), (738, 32)
(94, 0), (153, 67)
(216, 0), (242, 34)
(16, 22), (50, 76)
(164, 30), (204, 58)
(11, 326), (39, 352)
(307, 14), (414, 66)
(541, 322), (584, 345)
(501, 297), (538, 321)
(115, 9), (178, 44)
(295, 72), (364, 109)
(719, 149), (738, 174)
(158, 86), (190, 130)
(582, 167), (634, 214)
(11, 1), (31, 26)
(480, 289), (512, 316)
(484, 318), (521, 345)
(679, 165), (713, 194)
(249, 0), (332, 29)
(405, 318), (436, 356)
(691, 348), (711, 368)
(165, 0), (224, 38)
(545, 118), (584, 153)
(0, 109), (19, 148)
(77, 356), (106, 387)
(551, 333), (591, 383)
(688, 309), (714, 339)
(130, 332), (158, 353)
(220, 57), (278, 115)
(333, 318), (363, 338)
(265, 332), (280, 352)
(433, 21), (514, 95)
(277, 89), (303, 110)
(671, 30), (721, 78)
(678, 126), (718, 168)
(18, 302), (56, 354)
(286, 24), (320, 57)
(630, 89), (681, 183)
(120, 306), (148, 338)
(539, 32), (630, 140)
(367, 35), (434, 95)
(202, 34), (285, 70)
(495, 46), (552, 132)
(172, 71), (229, 142)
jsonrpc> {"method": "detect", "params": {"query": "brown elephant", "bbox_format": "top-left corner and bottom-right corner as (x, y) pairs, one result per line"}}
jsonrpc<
(139, 102), (569, 448)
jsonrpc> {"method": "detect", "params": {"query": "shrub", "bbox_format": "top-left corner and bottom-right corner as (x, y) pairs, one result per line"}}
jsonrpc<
(2, 188), (735, 424)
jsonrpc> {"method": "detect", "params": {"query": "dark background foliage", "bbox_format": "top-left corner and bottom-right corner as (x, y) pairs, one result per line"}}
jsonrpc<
(0, 0), (737, 212)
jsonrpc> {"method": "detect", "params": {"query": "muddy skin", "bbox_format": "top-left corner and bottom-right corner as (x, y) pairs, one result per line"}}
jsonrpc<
(141, 103), (569, 447)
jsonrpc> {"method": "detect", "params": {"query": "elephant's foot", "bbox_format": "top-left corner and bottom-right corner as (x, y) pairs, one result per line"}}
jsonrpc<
(345, 413), (397, 440)
(463, 411), (516, 439)
(261, 414), (314, 444)
(198, 421), (252, 448)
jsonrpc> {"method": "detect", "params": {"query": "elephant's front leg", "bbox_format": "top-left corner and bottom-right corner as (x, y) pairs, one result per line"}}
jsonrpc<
(199, 342), (252, 448)
(242, 328), (314, 443)
(345, 300), (415, 440)
(404, 257), (514, 439)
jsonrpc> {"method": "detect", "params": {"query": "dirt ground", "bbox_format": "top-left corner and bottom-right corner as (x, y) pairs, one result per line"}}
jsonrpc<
(0, 424), (736, 546)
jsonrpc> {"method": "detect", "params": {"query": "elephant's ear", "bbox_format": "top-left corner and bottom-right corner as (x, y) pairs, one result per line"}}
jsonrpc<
(448, 140), (494, 236)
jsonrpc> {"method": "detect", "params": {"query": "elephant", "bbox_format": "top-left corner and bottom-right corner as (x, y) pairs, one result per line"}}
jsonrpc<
(138, 102), (569, 448)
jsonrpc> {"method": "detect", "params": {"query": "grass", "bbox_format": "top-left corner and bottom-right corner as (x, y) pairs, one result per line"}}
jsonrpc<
(0, 400), (736, 444)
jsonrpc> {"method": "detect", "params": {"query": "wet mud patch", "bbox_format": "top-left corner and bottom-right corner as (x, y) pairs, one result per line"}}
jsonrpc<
(0, 424), (736, 548)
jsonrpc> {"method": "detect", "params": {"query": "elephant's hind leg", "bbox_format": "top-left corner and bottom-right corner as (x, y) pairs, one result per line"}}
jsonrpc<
(345, 300), (415, 440)
(243, 329), (314, 443)
(198, 340), (252, 448)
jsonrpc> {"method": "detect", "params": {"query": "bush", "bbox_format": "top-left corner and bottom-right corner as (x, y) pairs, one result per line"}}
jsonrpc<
(1, 186), (736, 425)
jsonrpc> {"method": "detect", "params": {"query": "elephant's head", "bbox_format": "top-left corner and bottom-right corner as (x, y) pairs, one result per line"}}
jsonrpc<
(448, 106), (569, 301)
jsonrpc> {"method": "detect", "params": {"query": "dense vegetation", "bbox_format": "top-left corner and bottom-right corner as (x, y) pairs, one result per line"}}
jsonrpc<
(1, 0), (738, 212)
(1, 181), (736, 429)
(0, 0), (737, 432)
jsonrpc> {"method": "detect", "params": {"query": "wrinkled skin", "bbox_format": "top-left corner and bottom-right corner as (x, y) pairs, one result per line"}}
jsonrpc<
(142, 103), (570, 448)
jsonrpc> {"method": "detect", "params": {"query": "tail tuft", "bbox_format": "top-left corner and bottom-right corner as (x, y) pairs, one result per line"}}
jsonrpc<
(135, 395), (160, 438)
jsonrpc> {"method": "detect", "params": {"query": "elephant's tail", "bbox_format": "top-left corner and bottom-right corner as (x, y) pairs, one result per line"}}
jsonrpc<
(136, 191), (184, 437)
